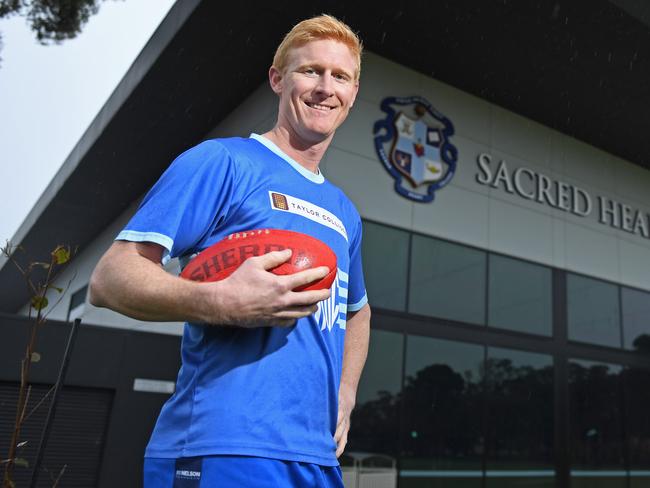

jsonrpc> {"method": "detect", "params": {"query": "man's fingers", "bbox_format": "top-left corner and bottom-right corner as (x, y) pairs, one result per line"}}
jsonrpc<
(245, 255), (331, 295)
(282, 266), (330, 290)
(334, 424), (343, 443)
(336, 434), (347, 457)
(254, 249), (293, 270)
(225, 252), (330, 327)
(287, 288), (330, 306)
(334, 411), (346, 443)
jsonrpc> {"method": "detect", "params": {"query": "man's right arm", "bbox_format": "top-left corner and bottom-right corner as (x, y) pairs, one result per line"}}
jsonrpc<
(89, 240), (330, 327)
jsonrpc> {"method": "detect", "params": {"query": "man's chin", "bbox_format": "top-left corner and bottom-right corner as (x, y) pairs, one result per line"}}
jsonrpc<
(296, 127), (336, 146)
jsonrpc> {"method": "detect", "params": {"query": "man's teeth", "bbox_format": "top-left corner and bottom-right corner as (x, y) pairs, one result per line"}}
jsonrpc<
(308, 103), (332, 110)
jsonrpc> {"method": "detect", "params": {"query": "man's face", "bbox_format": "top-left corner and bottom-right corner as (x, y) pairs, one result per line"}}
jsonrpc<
(270, 39), (359, 145)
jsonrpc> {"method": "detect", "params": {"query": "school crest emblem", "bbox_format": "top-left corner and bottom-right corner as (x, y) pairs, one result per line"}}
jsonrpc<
(373, 96), (458, 202)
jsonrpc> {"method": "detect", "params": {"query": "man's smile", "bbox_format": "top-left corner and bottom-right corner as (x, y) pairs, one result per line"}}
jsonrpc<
(305, 101), (335, 111)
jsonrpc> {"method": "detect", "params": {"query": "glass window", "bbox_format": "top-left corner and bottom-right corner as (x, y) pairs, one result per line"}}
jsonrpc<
(621, 287), (650, 353)
(409, 235), (486, 325)
(623, 366), (650, 478)
(485, 476), (556, 488)
(485, 476), (555, 488)
(67, 284), (88, 321)
(567, 274), (621, 348)
(400, 473), (482, 488)
(631, 476), (650, 488)
(347, 330), (403, 458)
(361, 221), (410, 311)
(400, 335), (484, 487)
(631, 475), (650, 488)
(569, 360), (626, 487)
(69, 285), (88, 310)
(485, 347), (554, 486)
(488, 255), (552, 336)
(570, 475), (627, 488)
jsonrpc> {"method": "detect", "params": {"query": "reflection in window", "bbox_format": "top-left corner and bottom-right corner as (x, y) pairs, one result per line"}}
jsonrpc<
(621, 287), (650, 353)
(485, 347), (554, 485)
(569, 360), (626, 488)
(571, 475), (627, 488)
(488, 255), (552, 336)
(361, 222), (410, 311)
(400, 473), (481, 488)
(348, 330), (403, 458)
(409, 235), (486, 325)
(400, 335), (483, 486)
(567, 274), (621, 348)
(623, 366), (650, 483)
(485, 476), (554, 488)
(631, 476), (649, 488)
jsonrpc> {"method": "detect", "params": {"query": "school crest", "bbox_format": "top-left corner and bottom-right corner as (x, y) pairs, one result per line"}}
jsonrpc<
(373, 96), (458, 202)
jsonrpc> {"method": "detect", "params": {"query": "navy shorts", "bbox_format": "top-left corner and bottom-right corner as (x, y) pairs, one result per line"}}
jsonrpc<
(143, 455), (344, 488)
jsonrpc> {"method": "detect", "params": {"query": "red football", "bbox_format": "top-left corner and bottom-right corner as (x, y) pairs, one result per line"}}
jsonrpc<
(180, 229), (337, 291)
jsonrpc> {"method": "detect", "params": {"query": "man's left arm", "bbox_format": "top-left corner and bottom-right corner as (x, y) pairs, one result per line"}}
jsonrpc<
(335, 303), (371, 457)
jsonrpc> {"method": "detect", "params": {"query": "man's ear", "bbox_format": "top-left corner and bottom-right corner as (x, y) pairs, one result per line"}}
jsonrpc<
(269, 66), (283, 95)
(350, 81), (360, 108)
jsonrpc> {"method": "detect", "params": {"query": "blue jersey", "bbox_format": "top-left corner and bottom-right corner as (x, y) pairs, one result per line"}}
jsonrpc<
(117, 134), (367, 466)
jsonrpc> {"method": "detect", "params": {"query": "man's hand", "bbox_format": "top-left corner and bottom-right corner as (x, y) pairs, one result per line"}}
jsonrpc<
(204, 249), (331, 327)
(335, 304), (370, 457)
(334, 383), (356, 457)
(90, 242), (329, 327)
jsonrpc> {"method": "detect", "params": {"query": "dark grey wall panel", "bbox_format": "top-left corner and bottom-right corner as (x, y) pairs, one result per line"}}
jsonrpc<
(0, 314), (181, 488)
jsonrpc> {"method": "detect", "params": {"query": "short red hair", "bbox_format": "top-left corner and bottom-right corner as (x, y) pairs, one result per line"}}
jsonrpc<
(272, 14), (363, 81)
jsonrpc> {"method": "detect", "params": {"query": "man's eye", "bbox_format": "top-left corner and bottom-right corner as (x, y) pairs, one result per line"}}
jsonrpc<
(303, 68), (317, 75)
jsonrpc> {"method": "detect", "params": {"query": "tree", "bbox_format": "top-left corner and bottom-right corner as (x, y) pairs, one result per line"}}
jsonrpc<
(0, 0), (110, 66)
(1, 242), (76, 488)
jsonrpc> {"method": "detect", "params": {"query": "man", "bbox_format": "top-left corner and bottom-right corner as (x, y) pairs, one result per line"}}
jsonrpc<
(90, 14), (370, 488)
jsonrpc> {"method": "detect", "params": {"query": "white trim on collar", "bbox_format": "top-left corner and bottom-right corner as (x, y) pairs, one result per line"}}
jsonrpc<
(250, 133), (325, 184)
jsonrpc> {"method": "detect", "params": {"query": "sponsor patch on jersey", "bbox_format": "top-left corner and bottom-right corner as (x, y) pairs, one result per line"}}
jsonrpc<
(269, 191), (348, 241)
(173, 457), (202, 488)
(270, 192), (289, 210)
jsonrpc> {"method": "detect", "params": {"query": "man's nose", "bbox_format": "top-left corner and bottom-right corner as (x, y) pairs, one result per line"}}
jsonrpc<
(316, 73), (335, 96)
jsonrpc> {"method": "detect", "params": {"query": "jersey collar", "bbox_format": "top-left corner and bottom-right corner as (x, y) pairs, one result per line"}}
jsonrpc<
(250, 133), (325, 184)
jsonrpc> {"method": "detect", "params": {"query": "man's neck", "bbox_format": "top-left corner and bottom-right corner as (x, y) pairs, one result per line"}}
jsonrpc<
(262, 127), (332, 174)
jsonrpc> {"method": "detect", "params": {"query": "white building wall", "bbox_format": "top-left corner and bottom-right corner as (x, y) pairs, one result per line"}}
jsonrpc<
(324, 51), (650, 291)
(17, 199), (184, 335)
(34, 51), (650, 331)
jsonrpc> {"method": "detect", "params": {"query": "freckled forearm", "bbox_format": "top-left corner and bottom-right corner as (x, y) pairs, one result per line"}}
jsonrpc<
(340, 304), (371, 401)
(89, 242), (215, 323)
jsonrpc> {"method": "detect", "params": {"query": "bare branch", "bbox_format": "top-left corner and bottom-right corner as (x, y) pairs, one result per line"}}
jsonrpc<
(42, 271), (77, 322)
(3, 241), (76, 488)
(51, 464), (67, 488)
(18, 386), (32, 424)
(23, 385), (54, 423)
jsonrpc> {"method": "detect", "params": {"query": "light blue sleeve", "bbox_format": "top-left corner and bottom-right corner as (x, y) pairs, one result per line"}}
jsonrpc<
(116, 140), (237, 262)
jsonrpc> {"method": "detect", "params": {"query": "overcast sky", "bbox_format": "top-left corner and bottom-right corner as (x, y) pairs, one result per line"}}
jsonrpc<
(0, 0), (176, 243)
